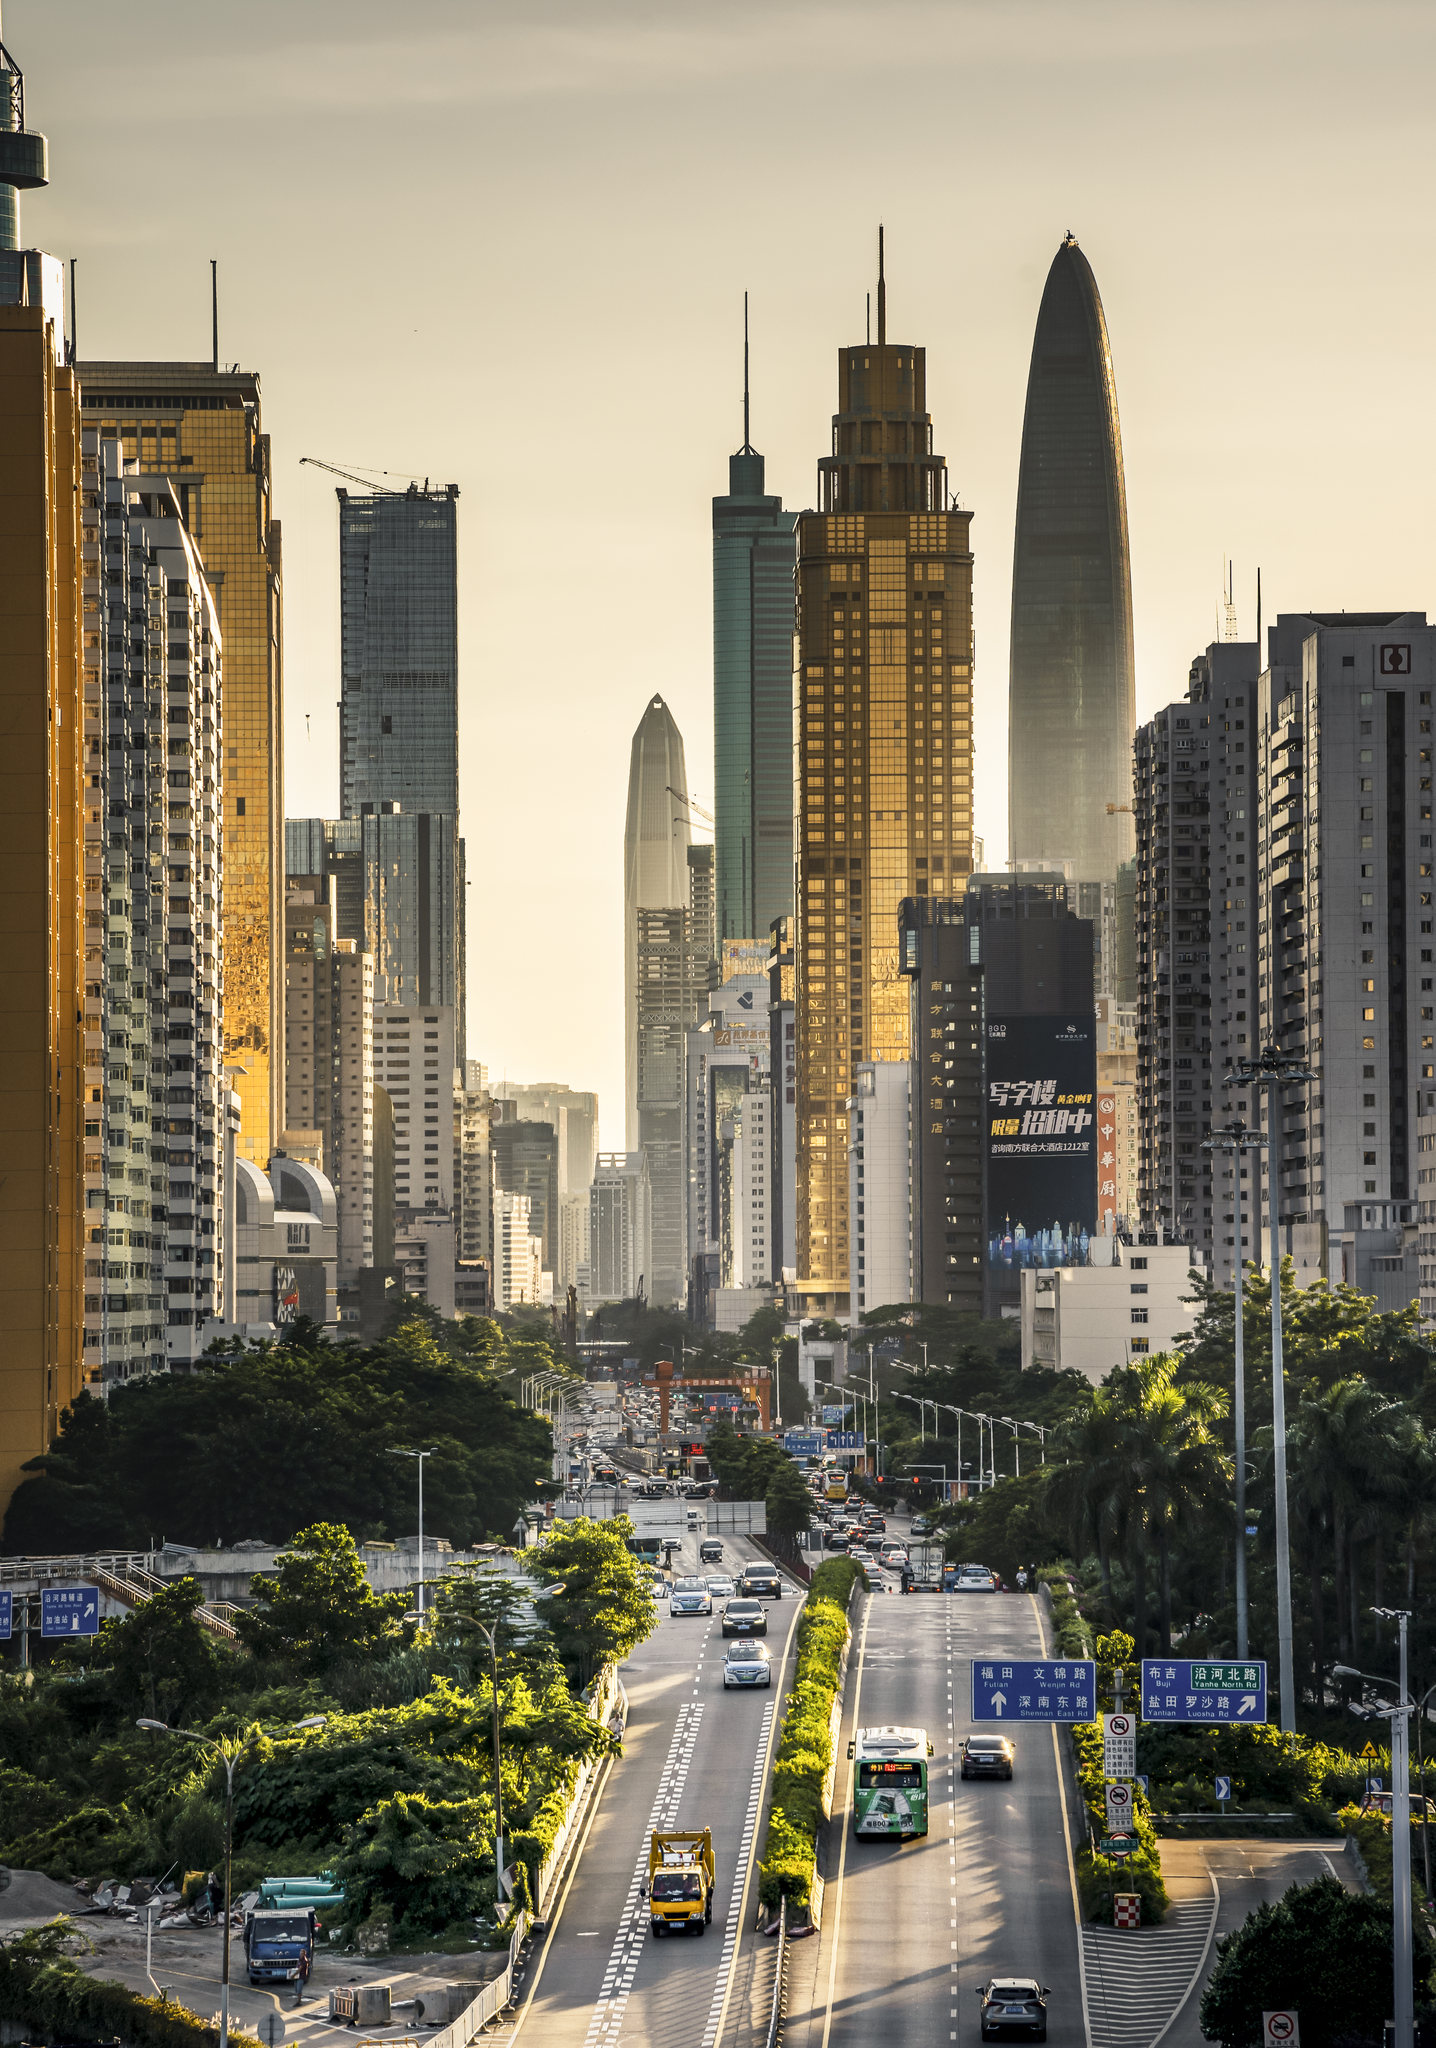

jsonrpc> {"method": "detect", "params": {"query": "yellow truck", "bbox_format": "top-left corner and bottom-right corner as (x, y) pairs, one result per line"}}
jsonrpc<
(645, 1828), (715, 1938)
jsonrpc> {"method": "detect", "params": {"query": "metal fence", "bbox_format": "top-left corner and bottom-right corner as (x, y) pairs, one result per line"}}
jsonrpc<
(764, 1897), (788, 2048)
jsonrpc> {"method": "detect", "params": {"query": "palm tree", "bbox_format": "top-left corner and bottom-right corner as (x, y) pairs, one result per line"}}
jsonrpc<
(1048, 1394), (1129, 1615)
(1101, 1355), (1228, 1655)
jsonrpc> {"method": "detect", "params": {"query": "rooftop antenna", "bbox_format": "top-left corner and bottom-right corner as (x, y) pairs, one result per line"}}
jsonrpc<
(866, 291), (870, 346)
(1222, 558), (1239, 642)
(877, 223), (886, 344)
(741, 290), (752, 452)
(210, 259), (218, 373)
(1256, 566), (1262, 662)
(68, 256), (76, 364)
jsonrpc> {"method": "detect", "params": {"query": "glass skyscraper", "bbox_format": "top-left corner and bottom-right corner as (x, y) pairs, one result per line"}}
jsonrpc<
(335, 483), (465, 1050)
(713, 428), (796, 945)
(1008, 234), (1135, 884)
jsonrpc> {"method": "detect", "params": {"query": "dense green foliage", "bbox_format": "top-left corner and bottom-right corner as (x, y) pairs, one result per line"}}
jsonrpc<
(3, 1317), (558, 1553)
(0, 1521), (648, 1950)
(0, 1921), (218, 2048)
(758, 1556), (862, 1911)
(1199, 1874), (1430, 2046)
(528, 1515), (658, 1687)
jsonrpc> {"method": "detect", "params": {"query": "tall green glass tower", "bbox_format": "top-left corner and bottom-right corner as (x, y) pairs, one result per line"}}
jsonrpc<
(712, 316), (797, 943)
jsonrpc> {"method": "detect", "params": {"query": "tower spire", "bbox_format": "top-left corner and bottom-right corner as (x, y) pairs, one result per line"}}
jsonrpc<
(877, 223), (886, 345)
(741, 290), (751, 453)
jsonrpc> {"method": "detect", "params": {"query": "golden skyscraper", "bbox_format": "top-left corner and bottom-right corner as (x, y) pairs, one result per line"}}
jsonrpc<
(75, 358), (283, 1163)
(794, 263), (974, 1308)
(0, 32), (86, 1517)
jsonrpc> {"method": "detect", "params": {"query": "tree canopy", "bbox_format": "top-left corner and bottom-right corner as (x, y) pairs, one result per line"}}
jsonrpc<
(3, 1318), (556, 1554)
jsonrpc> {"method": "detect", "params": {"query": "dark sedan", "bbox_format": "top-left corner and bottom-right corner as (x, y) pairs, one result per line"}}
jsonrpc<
(977, 1979), (1047, 2041)
(961, 1735), (1015, 1781)
(722, 1597), (768, 1637)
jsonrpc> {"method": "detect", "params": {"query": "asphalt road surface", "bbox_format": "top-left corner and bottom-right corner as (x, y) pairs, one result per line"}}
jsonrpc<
(509, 1529), (804, 2048)
(789, 1586), (1085, 2048)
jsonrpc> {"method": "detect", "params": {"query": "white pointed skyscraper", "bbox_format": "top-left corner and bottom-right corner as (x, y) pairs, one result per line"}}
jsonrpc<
(623, 695), (715, 1305)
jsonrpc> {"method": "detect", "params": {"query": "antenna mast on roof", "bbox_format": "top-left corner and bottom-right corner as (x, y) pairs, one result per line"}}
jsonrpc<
(877, 224), (886, 344)
(210, 259), (218, 372)
(1222, 559), (1239, 642)
(741, 291), (752, 453)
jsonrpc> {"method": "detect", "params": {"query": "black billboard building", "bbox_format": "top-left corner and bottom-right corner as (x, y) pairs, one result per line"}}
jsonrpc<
(902, 875), (1097, 1316)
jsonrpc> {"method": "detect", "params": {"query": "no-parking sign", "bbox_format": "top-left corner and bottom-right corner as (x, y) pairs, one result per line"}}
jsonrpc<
(1104, 1781), (1134, 1826)
(1262, 2016), (1299, 2048)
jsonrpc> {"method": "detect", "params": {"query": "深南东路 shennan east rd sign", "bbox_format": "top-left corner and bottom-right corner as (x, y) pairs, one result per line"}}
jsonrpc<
(1140, 1659), (1267, 1723)
(971, 1658), (1096, 1721)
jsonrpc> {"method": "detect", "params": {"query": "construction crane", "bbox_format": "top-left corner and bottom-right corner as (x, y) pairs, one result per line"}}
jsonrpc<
(667, 785), (716, 825)
(299, 456), (428, 494)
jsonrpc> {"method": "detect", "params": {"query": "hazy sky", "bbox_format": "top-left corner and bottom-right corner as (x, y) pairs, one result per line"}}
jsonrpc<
(19, 0), (1436, 1146)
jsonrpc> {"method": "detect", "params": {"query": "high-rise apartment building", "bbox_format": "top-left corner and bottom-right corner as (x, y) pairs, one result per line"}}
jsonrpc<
(492, 1189), (544, 1311)
(490, 1082), (598, 1197)
(0, 44), (85, 1517)
(1009, 234), (1135, 885)
(1132, 640), (1258, 1278)
(77, 359), (283, 1167)
(712, 339), (797, 946)
(589, 1151), (651, 1305)
(768, 915), (797, 1279)
(684, 966), (771, 1324)
(374, 1003), (456, 1214)
(283, 879), (375, 1285)
(285, 809), (462, 1020)
(793, 270), (975, 1308)
(454, 1060), (492, 1267)
(1095, 996), (1139, 1234)
(492, 1114), (560, 1276)
(337, 482), (466, 1057)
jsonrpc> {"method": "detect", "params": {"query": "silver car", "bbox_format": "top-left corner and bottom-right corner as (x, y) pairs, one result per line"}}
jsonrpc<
(723, 1639), (773, 1688)
(669, 1576), (712, 1617)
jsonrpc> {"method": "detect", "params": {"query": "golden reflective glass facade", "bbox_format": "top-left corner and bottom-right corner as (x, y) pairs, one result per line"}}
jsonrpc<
(0, 299), (85, 1517)
(794, 338), (974, 1302)
(77, 364), (282, 1163)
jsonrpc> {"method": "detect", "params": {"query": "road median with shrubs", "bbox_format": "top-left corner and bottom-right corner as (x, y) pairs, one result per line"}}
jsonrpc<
(757, 1556), (864, 1918)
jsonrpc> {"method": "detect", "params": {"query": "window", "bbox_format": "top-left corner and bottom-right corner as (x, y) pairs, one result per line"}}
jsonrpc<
(235, 796), (245, 816)
(1130, 1283), (1148, 1295)
(1131, 1308), (1149, 1324)
(1129, 1256), (1148, 1270)
(1131, 1337), (1150, 1354)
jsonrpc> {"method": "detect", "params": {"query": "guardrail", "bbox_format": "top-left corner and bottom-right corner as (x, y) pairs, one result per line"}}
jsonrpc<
(532, 1662), (621, 1913)
(764, 1897), (788, 2048)
(424, 1910), (529, 2046)
(0, 1550), (237, 1640)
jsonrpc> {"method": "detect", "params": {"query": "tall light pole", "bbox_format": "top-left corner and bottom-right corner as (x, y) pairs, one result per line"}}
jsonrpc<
(389, 1447), (437, 1614)
(137, 1715), (326, 2047)
(1202, 1118), (1267, 1660)
(1337, 1609), (1414, 2048)
(1224, 1045), (1315, 1732)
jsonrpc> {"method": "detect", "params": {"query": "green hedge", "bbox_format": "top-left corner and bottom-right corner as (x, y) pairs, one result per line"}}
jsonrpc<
(1035, 1564), (1095, 1659)
(1070, 1716), (1169, 1924)
(757, 1556), (863, 1910)
(0, 1920), (221, 2048)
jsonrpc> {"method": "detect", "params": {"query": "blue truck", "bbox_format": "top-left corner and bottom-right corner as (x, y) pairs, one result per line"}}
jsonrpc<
(244, 1906), (317, 1986)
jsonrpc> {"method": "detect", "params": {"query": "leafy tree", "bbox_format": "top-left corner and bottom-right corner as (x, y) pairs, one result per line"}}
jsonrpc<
(764, 1461), (812, 1558)
(101, 1577), (224, 1724)
(234, 1523), (406, 1673)
(333, 1789), (491, 1944)
(526, 1517), (656, 1686)
(5, 1320), (555, 1554)
(1199, 1873), (1429, 2047)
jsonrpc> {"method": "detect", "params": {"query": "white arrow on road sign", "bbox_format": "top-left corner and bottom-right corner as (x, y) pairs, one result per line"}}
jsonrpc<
(1238, 1694), (1257, 1715)
(990, 1691), (1007, 1715)
(1262, 2013), (1299, 2048)
(1215, 1775), (1232, 1802)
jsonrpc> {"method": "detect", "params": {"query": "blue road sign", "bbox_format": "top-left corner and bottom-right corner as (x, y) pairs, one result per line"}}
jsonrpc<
(971, 1657), (1096, 1722)
(783, 1432), (823, 1455)
(1367, 1776), (1384, 1795)
(827, 1431), (865, 1451)
(0, 1590), (10, 1641)
(1140, 1659), (1267, 1723)
(820, 1406), (846, 1426)
(1215, 1774), (1232, 1802)
(40, 1585), (99, 1638)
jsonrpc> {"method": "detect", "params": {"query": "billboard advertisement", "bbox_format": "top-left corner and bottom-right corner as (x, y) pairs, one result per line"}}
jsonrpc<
(985, 1015), (1097, 1274)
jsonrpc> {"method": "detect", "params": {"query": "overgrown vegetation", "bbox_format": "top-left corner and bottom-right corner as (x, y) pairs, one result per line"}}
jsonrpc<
(0, 1515), (654, 1954)
(1071, 1632), (1168, 1925)
(0, 1921), (221, 2048)
(757, 1556), (862, 1912)
(3, 1316), (564, 1554)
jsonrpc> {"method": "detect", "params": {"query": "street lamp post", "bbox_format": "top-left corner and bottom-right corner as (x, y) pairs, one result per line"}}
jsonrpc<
(1336, 1613), (1414, 2048)
(1224, 1045), (1316, 1732)
(136, 1715), (326, 2047)
(1202, 1118), (1268, 1660)
(388, 1447), (437, 1615)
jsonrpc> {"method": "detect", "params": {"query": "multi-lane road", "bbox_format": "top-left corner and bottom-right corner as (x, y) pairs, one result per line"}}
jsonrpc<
(509, 1526), (804, 2048)
(502, 1493), (1091, 2048)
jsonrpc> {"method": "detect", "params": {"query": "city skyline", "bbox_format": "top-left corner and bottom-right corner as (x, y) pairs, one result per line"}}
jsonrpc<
(15, 0), (1436, 1144)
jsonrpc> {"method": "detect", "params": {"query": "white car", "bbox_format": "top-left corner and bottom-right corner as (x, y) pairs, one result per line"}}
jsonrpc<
(955, 1568), (997, 1593)
(705, 1575), (736, 1601)
(879, 1542), (909, 1569)
(723, 1640), (773, 1688)
(669, 1576), (713, 1617)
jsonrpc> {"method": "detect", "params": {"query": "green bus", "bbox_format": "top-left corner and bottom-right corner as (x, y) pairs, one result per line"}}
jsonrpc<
(850, 1725), (933, 1838)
